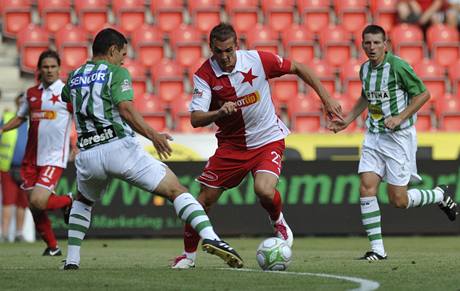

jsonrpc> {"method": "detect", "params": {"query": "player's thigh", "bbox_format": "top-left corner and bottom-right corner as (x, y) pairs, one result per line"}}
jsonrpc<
(252, 140), (285, 195)
(358, 146), (385, 179)
(152, 167), (187, 200)
(75, 147), (108, 202)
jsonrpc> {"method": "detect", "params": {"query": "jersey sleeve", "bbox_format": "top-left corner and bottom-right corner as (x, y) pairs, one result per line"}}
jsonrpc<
(16, 92), (29, 118)
(111, 67), (134, 105)
(257, 51), (292, 79)
(396, 60), (426, 98)
(61, 76), (71, 103)
(189, 74), (212, 112)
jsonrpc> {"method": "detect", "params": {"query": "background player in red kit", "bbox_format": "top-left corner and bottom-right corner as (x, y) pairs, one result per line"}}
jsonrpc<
(0, 50), (73, 256)
(172, 23), (344, 268)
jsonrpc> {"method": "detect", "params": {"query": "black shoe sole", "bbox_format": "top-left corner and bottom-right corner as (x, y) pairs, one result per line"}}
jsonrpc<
(63, 264), (79, 270)
(202, 243), (244, 268)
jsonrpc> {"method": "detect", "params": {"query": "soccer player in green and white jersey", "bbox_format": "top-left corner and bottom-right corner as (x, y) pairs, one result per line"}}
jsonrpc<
(328, 24), (458, 261)
(60, 28), (243, 270)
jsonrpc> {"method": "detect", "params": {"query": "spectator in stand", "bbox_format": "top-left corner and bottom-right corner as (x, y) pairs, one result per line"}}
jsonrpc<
(397, 0), (446, 28)
(446, 0), (460, 28)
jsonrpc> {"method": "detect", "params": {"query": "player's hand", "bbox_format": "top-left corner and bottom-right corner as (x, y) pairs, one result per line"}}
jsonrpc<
(327, 119), (348, 133)
(217, 101), (237, 117)
(384, 116), (403, 130)
(152, 132), (173, 160)
(323, 98), (344, 121)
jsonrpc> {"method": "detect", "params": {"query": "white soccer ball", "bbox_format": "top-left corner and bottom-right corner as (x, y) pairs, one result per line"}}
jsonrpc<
(256, 237), (292, 271)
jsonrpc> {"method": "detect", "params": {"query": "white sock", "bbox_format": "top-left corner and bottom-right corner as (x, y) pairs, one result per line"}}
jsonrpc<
(173, 193), (219, 241)
(407, 188), (443, 208)
(185, 251), (196, 261)
(360, 196), (385, 256)
(66, 200), (92, 266)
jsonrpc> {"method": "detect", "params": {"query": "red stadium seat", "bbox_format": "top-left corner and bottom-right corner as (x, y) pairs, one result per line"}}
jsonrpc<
(332, 92), (360, 132)
(131, 25), (164, 68)
(123, 58), (148, 96)
(169, 25), (203, 67)
(245, 24), (279, 55)
(188, 0), (221, 34)
(112, 0), (146, 35)
(448, 60), (460, 93)
(413, 59), (446, 103)
(74, 0), (109, 34)
(415, 100), (434, 131)
(281, 24), (315, 64)
(319, 25), (352, 68)
(426, 24), (460, 68)
(151, 59), (185, 103)
(307, 58), (337, 93)
(2, 0), (32, 38)
(436, 96), (460, 131)
(288, 93), (323, 132)
(334, 0), (368, 33)
(169, 95), (197, 132)
(297, 0), (330, 33)
(261, 0), (296, 32)
(390, 24), (425, 65)
(134, 93), (168, 131)
(340, 58), (362, 99)
(187, 58), (207, 87)
(270, 75), (301, 104)
(225, 0), (259, 35)
(151, 0), (184, 33)
(37, 0), (71, 34)
(17, 25), (51, 73)
(370, 0), (397, 32)
(55, 25), (89, 72)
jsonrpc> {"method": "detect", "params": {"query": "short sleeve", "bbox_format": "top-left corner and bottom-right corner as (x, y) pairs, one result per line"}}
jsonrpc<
(396, 60), (426, 98)
(257, 51), (291, 79)
(110, 67), (134, 105)
(16, 92), (29, 118)
(61, 76), (71, 103)
(189, 74), (212, 112)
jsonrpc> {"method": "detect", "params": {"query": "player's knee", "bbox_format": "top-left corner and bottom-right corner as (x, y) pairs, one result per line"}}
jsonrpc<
(360, 184), (377, 196)
(389, 195), (408, 208)
(29, 195), (47, 210)
(254, 185), (275, 201)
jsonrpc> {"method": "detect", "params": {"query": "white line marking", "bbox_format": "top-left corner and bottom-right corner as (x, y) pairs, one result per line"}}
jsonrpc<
(220, 268), (380, 291)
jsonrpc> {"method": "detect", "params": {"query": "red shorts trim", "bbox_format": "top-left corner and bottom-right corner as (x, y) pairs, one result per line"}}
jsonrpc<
(1, 171), (28, 207)
(197, 139), (285, 188)
(21, 164), (63, 191)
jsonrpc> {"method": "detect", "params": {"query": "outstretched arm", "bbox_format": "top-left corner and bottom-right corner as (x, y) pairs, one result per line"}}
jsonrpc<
(328, 96), (368, 133)
(0, 116), (26, 134)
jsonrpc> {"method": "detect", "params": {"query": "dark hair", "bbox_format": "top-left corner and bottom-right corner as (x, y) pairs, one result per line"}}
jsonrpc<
(362, 24), (386, 41)
(209, 23), (237, 46)
(37, 50), (60, 69)
(92, 28), (128, 56)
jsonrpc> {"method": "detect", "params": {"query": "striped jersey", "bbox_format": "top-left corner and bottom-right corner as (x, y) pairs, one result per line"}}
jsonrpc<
(360, 52), (426, 133)
(190, 50), (291, 150)
(62, 60), (135, 150)
(18, 80), (72, 168)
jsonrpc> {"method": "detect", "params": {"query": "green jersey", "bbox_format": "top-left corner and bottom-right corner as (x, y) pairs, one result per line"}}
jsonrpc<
(360, 52), (426, 133)
(62, 60), (135, 149)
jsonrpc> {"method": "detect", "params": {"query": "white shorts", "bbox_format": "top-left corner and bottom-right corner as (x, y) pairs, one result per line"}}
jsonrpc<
(358, 126), (422, 186)
(75, 137), (167, 201)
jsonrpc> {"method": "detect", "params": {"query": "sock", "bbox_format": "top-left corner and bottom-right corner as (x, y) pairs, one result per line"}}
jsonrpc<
(407, 188), (444, 208)
(46, 193), (72, 210)
(32, 210), (57, 249)
(184, 223), (201, 253)
(260, 189), (282, 221)
(184, 251), (197, 261)
(360, 196), (385, 256)
(173, 193), (219, 241)
(66, 201), (92, 266)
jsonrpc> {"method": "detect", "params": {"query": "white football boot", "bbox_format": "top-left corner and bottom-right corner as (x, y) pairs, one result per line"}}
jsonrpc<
(273, 212), (293, 247)
(171, 254), (195, 269)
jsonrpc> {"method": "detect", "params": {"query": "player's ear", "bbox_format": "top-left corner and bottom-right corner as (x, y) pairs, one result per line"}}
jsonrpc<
(108, 45), (117, 57)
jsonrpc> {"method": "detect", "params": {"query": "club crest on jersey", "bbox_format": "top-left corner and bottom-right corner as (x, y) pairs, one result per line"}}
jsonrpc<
(235, 91), (260, 109)
(31, 110), (57, 120)
(365, 90), (390, 102)
(192, 88), (203, 98)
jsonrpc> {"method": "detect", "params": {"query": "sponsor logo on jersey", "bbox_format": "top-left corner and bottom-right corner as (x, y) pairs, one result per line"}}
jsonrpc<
(69, 71), (106, 88)
(235, 91), (260, 109)
(365, 90), (390, 102)
(31, 110), (57, 120)
(368, 104), (384, 120)
(78, 125), (117, 148)
(121, 79), (131, 92)
(212, 85), (223, 91)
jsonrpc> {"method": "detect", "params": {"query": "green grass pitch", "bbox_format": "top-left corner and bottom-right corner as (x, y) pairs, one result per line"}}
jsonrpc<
(1, 237), (459, 290)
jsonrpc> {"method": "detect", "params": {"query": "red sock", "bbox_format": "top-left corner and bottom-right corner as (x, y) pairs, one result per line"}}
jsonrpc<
(32, 211), (57, 248)
(260, 189), (282, 221)
(184, 223), (201, 252)
(46, 193), (71, 210)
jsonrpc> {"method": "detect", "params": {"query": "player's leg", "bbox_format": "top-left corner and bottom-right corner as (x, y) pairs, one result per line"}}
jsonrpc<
(1, 171), (15, 241)
(359, 171), (386, 260)
(14, 190), (27, 242)
(28, 166), (71, 211)
(173, 185), (224, 269)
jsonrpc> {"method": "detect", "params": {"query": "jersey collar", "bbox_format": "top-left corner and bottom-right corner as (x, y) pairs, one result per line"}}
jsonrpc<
(38, 79), (64, 95)
(210, 50), (248, 77)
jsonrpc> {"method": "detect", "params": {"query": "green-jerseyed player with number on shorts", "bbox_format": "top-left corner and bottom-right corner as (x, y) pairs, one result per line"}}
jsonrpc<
(60, 28), (243, 270)
(328, 24), (458, 261)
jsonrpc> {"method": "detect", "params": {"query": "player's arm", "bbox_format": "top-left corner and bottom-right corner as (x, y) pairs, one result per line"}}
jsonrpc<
(0, 116), (26, 134)
(385, 90), (430, 130)
(290, 61), (343, 120)
(191, 102), (237, 128)
(328, 96), (368, 133)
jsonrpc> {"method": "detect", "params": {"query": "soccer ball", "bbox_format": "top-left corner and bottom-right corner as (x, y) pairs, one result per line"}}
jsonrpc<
(256, 237), (292, 271)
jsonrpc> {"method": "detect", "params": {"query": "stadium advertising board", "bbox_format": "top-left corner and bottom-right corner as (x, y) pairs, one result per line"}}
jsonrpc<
(50, 160), (460, 238)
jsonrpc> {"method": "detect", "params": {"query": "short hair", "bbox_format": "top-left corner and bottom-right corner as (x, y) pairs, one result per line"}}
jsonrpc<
(37, 50), (60, 69)
(362, 24), (386, 41)
(92, 28), (128, 56)
(209, 23), (237, 46)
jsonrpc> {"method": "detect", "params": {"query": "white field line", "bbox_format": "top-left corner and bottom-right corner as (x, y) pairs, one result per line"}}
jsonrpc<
(221, 268), (380, 291)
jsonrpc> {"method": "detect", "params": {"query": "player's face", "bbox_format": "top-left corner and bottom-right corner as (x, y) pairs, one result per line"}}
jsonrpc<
(211, 37), (237, 73)
(39, 57), (60, 87)
(362, 33), (387, 66)
(109, 44), (128, 66)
